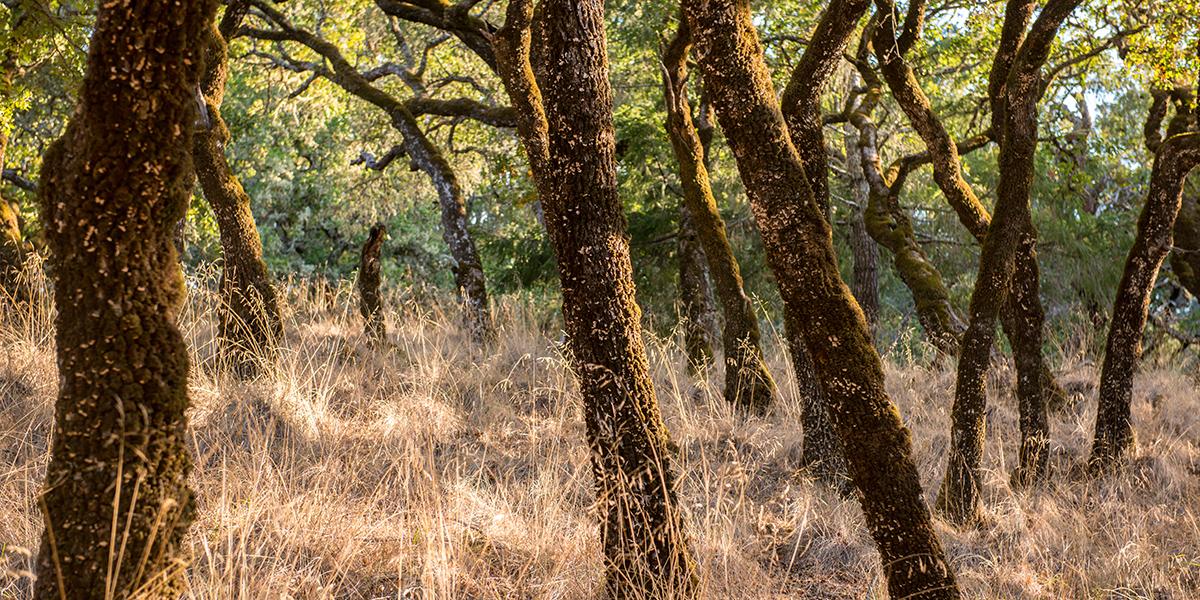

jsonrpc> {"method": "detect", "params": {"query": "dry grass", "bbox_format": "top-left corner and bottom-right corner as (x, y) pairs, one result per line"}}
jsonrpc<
(2, 267), (1200, 599)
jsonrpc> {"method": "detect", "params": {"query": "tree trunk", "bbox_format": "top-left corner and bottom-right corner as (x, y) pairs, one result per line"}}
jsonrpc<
(845, 18), (969, 357)
(194, 6), (283, 377)
(1092, 132), (1200, 469)
(1007, 243), (1050, 486)
(853, 101), (966, 355)
(358, 224), (388, 341)
(662, 19), (777, 412)
(683, 1), (959, 597)
(496, 2), (699, 597)
(843, 123), (880, 336)
(677, 205), (718, 372)
(774, 0), (865, 486)
(938, 0), (1079, 525)
(32, 1), (217, 597)
(871, 2), (1060, 484)
(779, 0), (869, 218)
(786, 324), (851, 492)
(1171, 189), (1200, 298)
(391, 111), (495, 345)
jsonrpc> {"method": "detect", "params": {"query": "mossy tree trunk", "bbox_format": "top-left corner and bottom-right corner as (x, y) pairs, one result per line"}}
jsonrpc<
(937, 0), (1079, 525)
(871, 0), (1057, 487)
(33, 1), (218, 597)
(399, 113), (496, 345)
(662, 18), (777, 412)
(850, 73), (966, 356)
(677, 205), (718, 372)
(1172, 190), (1200, 297)
(495, 2), (699, 597)
(194, 3), (283, 377)
(683, 1), (958, 597)
(779, 0), (869, 218)
(358, 224), (388, 341)
(774, 0), (869, 487)
(1091, 89), (1200, 469)
(843, 122), (880, 335)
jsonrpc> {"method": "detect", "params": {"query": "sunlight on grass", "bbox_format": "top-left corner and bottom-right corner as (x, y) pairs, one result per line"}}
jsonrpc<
(1, 267), (1198, 598)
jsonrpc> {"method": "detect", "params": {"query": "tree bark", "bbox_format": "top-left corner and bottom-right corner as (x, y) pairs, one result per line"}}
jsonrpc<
(394, 112), (494, 344)
(1172, 190), (1200, 297)
(32, 1), (217, 597)
(779, 0), (869, 216)
(843, 123), (880, 336)
(495, 2), (699, 597)
(1091, 129), (1200, 469)
(937, 0), (1079, 525)
(358, 224), (388, 341)
(841, 7), (977, 358)
(677, 205), (718, 372)
(683, 1), (958, 597)
(194, 4), (283, 377)
(871, 0), (1057, 487)
(775, 0), (865, 487)
(852, 89), (966, 356)
(661, 18), (777, 412)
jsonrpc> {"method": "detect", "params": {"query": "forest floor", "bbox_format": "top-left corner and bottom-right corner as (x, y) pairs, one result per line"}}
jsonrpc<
(2, 272), (1200, 599)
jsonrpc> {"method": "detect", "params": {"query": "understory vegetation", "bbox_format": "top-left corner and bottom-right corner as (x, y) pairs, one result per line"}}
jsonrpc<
(2, 271), (1198, 599)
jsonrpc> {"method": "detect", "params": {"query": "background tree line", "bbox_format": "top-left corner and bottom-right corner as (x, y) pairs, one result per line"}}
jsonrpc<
(2, 0), (1199, 598)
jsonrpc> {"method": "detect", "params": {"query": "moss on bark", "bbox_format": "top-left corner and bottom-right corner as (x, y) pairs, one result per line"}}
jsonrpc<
(1092, 132), (1200, 470)
(774, 0), (866, 485)
(194, 7), (283, 377)
(684, 1), (958, 596)
(32, 1), (218, 597)
(871, 2), (1057, 484)
(496, 2), (699, 596)
(938, 0), (1080, 524)
(662, 18), (776, 413)
(677, 205), (718, 372)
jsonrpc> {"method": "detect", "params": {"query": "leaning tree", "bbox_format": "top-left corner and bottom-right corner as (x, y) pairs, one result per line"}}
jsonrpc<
(661, 17), (780, 414)
(194, 0), (283, 376)
(682, 0), (960, 596)
(1092, 83), (1200, 469)
(493, 0), (700, 596)
(939, 0), (1081, 525)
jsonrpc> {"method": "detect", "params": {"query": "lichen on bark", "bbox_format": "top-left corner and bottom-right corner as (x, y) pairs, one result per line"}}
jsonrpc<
(1091, 88), (1200, 470)
(661, 17), (777, 413)
(33, 1), (218, 597)
(494, 1), (699, 596)
(938, 0), (1081, 525)
(683, 0), (958, 596)
(194, 4), (283, 377)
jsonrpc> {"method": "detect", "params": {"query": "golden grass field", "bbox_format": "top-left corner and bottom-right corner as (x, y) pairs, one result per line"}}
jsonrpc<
(2, 267), (1199, 599)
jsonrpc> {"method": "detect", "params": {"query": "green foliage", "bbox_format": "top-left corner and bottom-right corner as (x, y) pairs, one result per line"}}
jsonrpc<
(2, 0), (1196, 347)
